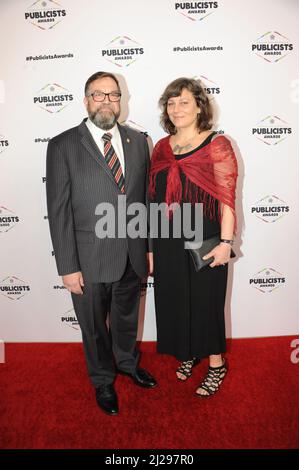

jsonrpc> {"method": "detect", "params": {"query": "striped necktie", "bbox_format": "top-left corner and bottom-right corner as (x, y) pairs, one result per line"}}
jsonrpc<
(102, 132), (125, 193)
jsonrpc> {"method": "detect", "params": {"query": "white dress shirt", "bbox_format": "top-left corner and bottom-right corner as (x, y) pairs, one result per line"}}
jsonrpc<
(85, 118), (125, 175)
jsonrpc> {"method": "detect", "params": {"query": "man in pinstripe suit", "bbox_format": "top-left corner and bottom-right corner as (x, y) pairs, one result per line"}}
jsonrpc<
(46, 71), (156, 415)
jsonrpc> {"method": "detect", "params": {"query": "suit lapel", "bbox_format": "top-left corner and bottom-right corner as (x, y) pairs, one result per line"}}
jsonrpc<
(118, 124), (132, 193)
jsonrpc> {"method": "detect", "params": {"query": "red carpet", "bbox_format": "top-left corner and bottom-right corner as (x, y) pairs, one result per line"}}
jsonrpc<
(0, 337), (298, 449)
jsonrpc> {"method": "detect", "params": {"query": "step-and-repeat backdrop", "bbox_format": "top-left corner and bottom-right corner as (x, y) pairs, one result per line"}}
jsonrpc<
(0, 0), (298, 341)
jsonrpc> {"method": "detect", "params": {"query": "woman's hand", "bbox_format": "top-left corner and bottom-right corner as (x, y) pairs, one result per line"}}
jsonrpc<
(202, 243), (232, 268)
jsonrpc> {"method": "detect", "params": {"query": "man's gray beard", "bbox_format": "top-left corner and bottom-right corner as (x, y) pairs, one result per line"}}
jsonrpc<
(89, 108), (120, 130)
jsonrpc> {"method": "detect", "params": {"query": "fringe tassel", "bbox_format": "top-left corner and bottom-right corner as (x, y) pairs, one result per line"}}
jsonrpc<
(184, 178), (220, 223)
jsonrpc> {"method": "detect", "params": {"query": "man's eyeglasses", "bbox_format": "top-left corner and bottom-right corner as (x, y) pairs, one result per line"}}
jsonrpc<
(87, 91), (121, 102)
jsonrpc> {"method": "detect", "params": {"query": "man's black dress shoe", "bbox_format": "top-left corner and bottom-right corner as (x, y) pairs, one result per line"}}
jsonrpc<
(118, 367), (157, 388)
(95, 384), (119, 415)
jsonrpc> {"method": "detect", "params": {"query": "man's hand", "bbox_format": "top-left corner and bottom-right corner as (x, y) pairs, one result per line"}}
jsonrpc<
(62, 271), (84, 295)
(147, 252), (154, 276)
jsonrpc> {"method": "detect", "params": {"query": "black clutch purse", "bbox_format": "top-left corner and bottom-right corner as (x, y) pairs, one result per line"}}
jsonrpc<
(188, 234), (236, 272)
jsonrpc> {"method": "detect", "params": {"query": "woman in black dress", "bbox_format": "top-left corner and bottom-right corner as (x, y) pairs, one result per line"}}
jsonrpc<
(149, 78), (238, 397)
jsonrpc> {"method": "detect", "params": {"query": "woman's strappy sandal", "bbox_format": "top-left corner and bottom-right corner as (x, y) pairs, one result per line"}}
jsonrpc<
(195, 359), (228, 397)
(176, 357), (200, 381)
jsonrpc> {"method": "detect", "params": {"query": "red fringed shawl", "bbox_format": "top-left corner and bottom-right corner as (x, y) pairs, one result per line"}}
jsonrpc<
(149, 135), (238, 234)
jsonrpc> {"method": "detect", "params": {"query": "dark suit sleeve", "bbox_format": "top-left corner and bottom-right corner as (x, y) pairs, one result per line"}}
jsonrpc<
(144, 136), (153, 252)
(46, 139), (81, 276)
